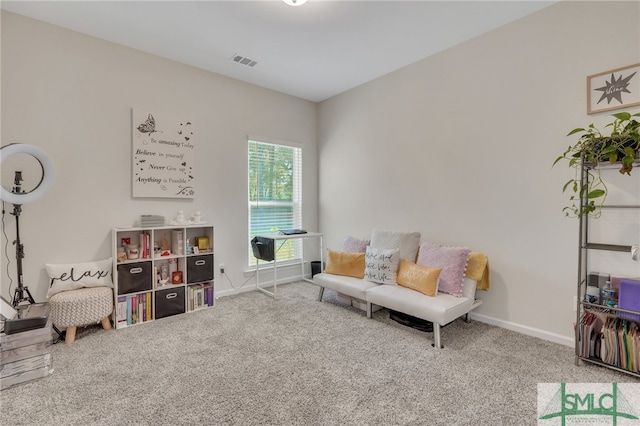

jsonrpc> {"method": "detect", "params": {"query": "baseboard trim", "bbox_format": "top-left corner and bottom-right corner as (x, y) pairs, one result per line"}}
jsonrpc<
(469, 312), (574, 347)
(215, 277), (305, 299)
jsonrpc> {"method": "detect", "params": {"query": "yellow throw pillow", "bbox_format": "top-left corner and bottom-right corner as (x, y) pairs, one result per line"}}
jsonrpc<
(324, 249), (366, 279)
(396, 259), (441, 297)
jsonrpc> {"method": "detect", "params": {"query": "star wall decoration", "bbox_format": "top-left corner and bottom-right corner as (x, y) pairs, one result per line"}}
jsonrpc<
(595, 71), (636, 105)
(587, 63), (640, 114)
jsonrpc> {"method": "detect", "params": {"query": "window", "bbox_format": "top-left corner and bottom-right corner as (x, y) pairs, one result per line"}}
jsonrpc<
(248, 139), (302, 266)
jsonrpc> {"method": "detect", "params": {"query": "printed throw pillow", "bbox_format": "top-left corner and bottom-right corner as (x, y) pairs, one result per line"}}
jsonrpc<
(46, 258), (113, 298)
(396, 259), (441, 297)
(416, 242), (470, 297)
(342, 236), (370, 253)
(364, 246), (400, 285)
(324, 249), (366, 279)
(370, 229), (421, 263)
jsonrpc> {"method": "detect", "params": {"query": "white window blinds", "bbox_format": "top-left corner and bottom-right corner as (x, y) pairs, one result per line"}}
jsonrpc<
(248, 139), (302, 265)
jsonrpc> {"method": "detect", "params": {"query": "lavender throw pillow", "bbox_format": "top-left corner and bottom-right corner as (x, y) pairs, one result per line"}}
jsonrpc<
(416, 242), (470, 297)
(343, 236), (370, 253)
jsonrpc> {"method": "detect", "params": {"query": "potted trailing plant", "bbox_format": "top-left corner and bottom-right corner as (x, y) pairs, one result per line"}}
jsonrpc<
(554, 111), (640, 218)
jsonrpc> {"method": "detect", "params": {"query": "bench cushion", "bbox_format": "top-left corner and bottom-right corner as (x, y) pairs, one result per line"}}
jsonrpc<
(365, 284), (473, 325)
(314, 272), (378, 301)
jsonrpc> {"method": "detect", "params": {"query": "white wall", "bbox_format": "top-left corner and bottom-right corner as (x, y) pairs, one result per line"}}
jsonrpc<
(1, 11), (319, 302)
(317, 1), (640, 345)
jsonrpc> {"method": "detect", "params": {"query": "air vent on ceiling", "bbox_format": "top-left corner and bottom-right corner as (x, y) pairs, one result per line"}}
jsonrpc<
(230, 53), (258, 68)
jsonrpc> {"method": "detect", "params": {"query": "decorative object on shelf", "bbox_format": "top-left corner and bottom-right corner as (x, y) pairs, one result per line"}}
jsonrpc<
(172, 271), (183, 285)
(189, 210), (206, 224)
(195, 236), (210, 251)
(0, 144), (55, 307)
(131, 109), (195, 199)
(126, 244), (139, 260)
(171, 230), (184, 255)
(553, 111), (640, 217)
(160, 263), (169, 281)
(161, 232), (170, 250)
(169, 258), (178, 275)
(587, 63), (640, 115)
(117, 247), (127, 263)
(168, 210), (187, 225)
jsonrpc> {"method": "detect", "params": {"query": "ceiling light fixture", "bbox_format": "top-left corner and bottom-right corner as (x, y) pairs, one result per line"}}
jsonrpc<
(282, 0), (308, 6)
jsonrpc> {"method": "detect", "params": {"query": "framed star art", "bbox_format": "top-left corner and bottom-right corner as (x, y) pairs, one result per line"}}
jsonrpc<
(587, 63), (640, 115)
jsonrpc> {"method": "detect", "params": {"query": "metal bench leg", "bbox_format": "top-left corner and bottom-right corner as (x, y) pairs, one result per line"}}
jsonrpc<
(317, 286), (325, 302)
(464, 313), (471, 323)
(432, 323), (443, 349)
(366, 302), (372, 319)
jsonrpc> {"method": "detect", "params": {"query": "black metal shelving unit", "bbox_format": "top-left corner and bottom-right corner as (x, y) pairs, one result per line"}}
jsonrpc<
(574, 159), (640, 377)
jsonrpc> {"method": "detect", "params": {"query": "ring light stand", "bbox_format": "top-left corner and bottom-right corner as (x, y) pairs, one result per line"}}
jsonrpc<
(11, 172), (34, 306)
(0, 144), (55, 307)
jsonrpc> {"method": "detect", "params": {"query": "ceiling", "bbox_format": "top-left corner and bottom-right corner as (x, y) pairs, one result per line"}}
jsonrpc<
(1, 1), (556, 102)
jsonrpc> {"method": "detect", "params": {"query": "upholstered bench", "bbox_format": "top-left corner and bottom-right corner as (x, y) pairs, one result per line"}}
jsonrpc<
(314, 230), (490, 349)
(49, 286), (113, 344)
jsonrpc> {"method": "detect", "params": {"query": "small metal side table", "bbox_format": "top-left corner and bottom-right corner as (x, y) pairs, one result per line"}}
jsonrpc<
(255, 232), (323, 297)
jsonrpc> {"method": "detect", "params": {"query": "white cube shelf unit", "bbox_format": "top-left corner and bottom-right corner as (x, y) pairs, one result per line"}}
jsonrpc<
(112, 225), (214, 329)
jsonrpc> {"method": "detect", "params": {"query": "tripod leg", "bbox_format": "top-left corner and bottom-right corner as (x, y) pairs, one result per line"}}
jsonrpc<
(24, 287), (36, 304)
(11, 285), (36, 306)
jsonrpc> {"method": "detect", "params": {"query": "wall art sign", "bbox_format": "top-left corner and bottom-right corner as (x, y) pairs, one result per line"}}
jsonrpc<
(587, 63), (640, 115)
(131, 109), (195, 198)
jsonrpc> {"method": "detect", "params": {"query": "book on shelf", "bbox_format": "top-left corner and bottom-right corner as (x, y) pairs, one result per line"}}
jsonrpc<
(117, 293), (152, 327)
(117, 296), (127, 326)
(139, 232), (151, 259)
(147, 293), (152, 321)
(188, 284), (213, 310)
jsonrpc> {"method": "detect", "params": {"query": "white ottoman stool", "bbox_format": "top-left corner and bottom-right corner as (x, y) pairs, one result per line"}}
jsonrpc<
(49, 286), (113, 344)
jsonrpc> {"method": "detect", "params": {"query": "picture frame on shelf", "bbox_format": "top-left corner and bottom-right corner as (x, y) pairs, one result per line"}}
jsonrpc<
(587, 63), (640, 115)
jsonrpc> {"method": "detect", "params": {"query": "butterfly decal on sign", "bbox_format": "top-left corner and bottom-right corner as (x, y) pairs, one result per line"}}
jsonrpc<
(137, 114), (158, 136)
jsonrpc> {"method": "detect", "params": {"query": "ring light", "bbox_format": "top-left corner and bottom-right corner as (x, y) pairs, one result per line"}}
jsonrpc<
(0, 144), (55, 204)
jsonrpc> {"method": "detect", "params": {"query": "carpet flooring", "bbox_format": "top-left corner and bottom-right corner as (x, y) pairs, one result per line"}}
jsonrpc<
(0, 281), (631, 425)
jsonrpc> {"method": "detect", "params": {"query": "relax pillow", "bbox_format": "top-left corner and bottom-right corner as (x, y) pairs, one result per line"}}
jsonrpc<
(324, 249), (366, 279)
(370, 229), (420, 263)
(364, 246), (400, 285)
(417, 242), (470, 297)
(46, 258), (113, 298)
(342, 236), (370, 253)
(396, 259), (441, 297)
